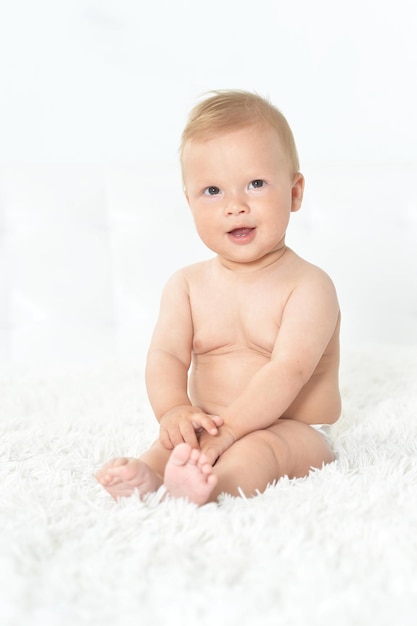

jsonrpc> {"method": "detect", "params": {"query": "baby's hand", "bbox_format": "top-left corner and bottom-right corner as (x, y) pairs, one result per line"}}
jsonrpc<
(199, 426), (237, 466)
(159, 406), (223, 450)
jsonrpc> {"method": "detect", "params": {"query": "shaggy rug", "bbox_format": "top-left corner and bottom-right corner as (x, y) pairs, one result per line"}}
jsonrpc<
(1, 345), (417, 626)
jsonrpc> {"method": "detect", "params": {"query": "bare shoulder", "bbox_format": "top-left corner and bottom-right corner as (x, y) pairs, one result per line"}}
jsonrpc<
(180, 258), (214, 279)
(159, 259), (215, 305)
(280, 249), (340, 336)
(286, 248), (338, 294)
(163, 258), (209, 285)
(166, 259), (215, 289)
(151, 263), (214, 350)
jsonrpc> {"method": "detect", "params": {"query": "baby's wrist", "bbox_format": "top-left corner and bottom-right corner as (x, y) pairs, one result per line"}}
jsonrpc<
(221, 424), (238, 446)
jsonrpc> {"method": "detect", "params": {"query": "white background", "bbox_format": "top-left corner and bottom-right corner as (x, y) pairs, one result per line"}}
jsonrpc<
(0, 0), (416, 364)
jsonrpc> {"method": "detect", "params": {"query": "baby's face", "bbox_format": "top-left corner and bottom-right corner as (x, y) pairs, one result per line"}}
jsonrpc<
(182, 124), (304, 270)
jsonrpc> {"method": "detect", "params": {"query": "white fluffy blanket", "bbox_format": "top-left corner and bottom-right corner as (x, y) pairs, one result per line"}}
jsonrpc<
(1, 345), (417, 626)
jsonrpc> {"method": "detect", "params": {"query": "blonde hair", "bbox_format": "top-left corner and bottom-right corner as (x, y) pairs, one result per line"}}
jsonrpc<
(180, 90), (300, 174)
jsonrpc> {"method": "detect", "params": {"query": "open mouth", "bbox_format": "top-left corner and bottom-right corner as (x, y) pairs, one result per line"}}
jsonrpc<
(227, 227), (256, 245)
(228, 227), (255, 237)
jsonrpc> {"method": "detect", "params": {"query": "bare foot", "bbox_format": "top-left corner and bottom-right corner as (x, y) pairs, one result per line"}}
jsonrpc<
(95, 457), (162, 500)
(164, 443), (218, 505)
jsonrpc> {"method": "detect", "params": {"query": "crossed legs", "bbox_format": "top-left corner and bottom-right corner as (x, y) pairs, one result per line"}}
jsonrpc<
(96, 419), (335, 505)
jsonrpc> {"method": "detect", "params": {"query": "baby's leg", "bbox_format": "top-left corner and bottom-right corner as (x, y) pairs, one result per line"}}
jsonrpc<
(97, 441), (217, 505)
(206, 418), (335, 502)
(96, 439), (171, 500)
(96, 419), (333, 504)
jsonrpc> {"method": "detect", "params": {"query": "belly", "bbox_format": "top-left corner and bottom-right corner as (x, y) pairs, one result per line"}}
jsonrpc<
(282, 373), (341, 424)
(189, 349), (341, 424)
(189, 349), (269, 414)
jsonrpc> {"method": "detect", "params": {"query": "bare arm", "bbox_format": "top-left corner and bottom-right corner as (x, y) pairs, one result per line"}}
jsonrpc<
(145, 271), (222, 449)
(200, 270), (340, 462)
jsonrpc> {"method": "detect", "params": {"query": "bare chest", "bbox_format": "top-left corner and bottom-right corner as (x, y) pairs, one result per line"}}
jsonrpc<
(189, 276), (286, 356)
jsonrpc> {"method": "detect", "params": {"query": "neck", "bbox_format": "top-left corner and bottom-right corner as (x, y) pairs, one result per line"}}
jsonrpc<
(216, 245), (288, 273)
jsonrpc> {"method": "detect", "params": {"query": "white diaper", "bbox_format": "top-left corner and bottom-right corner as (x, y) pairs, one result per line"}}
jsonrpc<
(310, 423), (332, 443)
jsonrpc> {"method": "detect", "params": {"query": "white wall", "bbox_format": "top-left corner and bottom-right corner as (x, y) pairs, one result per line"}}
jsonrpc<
(0, 0), (416, 363)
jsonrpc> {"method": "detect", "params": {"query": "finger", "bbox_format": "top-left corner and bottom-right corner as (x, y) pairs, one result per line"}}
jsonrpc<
(179, 422), (199, 449)
(198, 415), (221, 435)
(159, 428), (174, 450)
(169, 428), (187, 448)
(209, 414), (224, 426)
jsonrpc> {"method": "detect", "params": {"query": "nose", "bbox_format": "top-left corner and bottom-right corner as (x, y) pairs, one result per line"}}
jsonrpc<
(224, 191), (249, 216)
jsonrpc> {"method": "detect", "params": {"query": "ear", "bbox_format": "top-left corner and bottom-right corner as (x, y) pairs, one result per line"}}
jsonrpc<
(291, 173), (305, 213)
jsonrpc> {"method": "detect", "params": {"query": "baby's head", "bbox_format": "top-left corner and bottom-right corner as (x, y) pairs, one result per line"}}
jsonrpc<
(180, 90), (300, 176)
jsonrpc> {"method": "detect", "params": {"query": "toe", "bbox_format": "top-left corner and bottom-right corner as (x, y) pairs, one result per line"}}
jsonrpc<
(169, 443), (192, 466)
(188, 448), (201, 465)
(200, 463), (212, 477)
(207, 474), (218, 488)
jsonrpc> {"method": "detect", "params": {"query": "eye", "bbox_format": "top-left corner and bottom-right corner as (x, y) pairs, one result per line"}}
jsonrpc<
(248, 179), (265, 189)
(203, 186), (221, 196)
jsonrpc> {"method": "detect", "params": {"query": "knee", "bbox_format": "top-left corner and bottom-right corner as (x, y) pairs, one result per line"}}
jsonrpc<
(248, 429), (290, 474)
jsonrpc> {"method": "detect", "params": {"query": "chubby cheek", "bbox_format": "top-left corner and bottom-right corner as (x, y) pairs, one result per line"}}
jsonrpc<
(192, 213), (219, 249)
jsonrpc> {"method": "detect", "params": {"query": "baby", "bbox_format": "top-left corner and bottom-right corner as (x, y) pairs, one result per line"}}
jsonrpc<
(96, 90), (341, 505)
